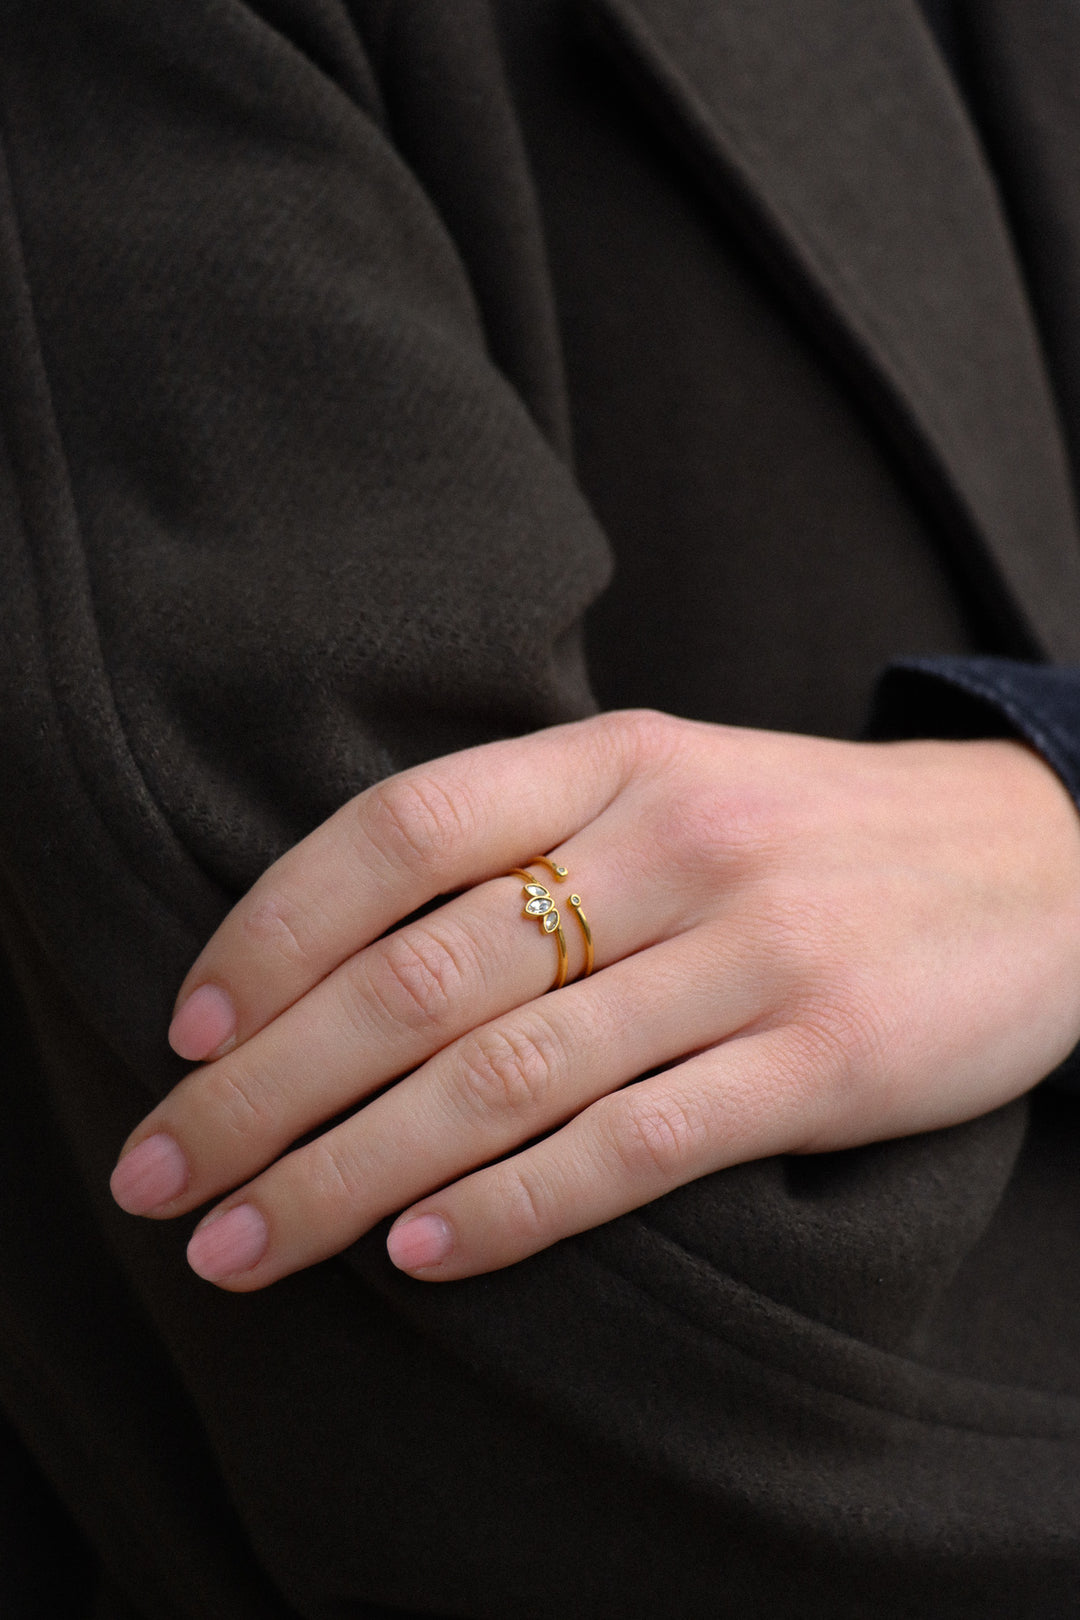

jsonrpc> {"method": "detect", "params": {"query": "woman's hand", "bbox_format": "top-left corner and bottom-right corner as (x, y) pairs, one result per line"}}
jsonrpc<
(109, 711), (1080, 1289)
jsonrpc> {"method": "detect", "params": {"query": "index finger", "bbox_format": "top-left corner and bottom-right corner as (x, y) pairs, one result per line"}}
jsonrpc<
(166, 711), (649, 1061)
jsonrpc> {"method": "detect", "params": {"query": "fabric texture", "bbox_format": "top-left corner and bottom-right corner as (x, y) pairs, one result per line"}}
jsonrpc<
(2, 2), (1080, 1616)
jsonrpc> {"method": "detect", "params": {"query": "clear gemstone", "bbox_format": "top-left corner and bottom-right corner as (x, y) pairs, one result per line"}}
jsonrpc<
(525, 896), (553, 916)
(524, 884), (548, 898)
(543, 910), (561, 933)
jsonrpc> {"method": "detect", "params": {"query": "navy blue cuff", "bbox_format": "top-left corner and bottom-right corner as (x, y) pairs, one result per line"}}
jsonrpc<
(867, 656), (1080, 1094)
(869, 656), (1080, 803)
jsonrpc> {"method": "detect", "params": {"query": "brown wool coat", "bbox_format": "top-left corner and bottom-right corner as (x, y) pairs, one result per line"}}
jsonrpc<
(2, 2), (1080, 1615)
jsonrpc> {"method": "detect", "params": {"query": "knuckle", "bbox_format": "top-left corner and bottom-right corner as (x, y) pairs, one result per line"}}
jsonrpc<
(239, 890), (313, 972)
(647, 783), (755, 879)
(817, 983), (889, 1072)
(363, 772), (472, 874)
(204, 1061), (271, 1145)
(499, 1161), (552, 1246)
(784, 984), (894, 1109)
(304, 1134), (366, 1218)
(604, 1090), (707, 1182)
(455, 1015), (563, 1121)
(358, 924), (471, 1033)
(602, 707), (683, 773)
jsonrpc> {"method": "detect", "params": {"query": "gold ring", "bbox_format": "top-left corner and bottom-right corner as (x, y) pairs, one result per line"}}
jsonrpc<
(508, 856), (593, 990)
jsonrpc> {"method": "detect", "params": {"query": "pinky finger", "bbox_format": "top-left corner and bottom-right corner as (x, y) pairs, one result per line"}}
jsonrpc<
(385, 1026), (830, 1280)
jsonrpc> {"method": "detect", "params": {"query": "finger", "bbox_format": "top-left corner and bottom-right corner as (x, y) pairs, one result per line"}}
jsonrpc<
(179, 927), (768, 1289)
(112, 815), (703, 1219)
(167, 713), (656, 1061)
(385, 1025), (834, 1280)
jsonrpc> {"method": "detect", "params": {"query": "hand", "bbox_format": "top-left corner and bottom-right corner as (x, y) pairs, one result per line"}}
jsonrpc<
(109, 710), (1080, 1288)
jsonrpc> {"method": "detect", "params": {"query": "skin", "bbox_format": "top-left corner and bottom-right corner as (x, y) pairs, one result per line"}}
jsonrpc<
(109, 710), (1080, 1288)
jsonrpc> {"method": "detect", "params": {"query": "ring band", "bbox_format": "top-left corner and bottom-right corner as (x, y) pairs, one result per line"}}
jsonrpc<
(568, 890), (595, 977)
(530, 856), (594, 978)
(509, 856), (593, 990)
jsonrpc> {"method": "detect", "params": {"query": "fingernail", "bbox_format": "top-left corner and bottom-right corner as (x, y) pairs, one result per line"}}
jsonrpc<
(110, 1132), (189, 1214)
(169, 983), (236, 1062)
(387, 1213), (454, 1273)
(187, 1204), (268, 1282)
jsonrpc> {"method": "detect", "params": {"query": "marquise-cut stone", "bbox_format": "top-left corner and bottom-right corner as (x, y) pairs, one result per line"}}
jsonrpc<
(524, 884), (549, 898)
(542, 910), (561, 932)
(525, 896), (553, 915)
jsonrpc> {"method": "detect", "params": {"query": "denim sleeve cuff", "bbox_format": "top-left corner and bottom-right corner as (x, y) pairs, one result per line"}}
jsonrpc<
(866, 656), (1080, 1093)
